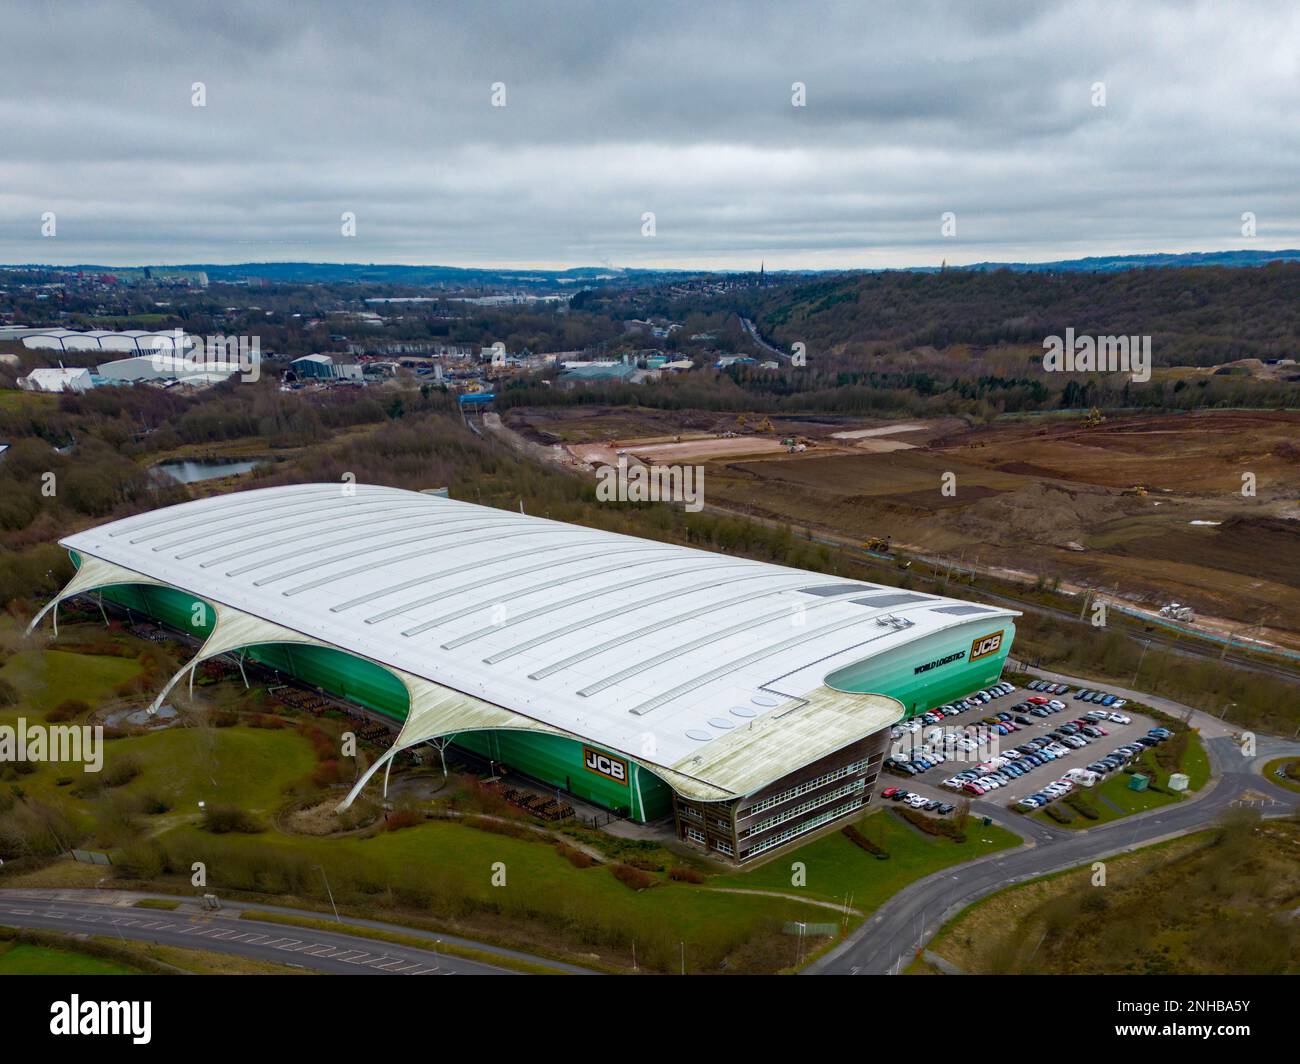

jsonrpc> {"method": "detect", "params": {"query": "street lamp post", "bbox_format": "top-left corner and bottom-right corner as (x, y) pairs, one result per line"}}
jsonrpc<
(315, 865), (340, 922)
(1132, 640), (1151, 687)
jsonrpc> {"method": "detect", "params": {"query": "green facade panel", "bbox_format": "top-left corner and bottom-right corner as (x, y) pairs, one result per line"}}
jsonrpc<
(98, 583), (217, 638)
(826, 620), (1016, 718)
(242, 642), (409, 720)
(452, 730), (674, 821)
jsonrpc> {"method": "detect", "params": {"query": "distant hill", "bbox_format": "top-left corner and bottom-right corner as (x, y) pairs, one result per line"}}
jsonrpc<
(5, 249), (1298, 284)
(752, 260), (1300, 367)
(9, 261), (663, 288)
(925, 249), (1300, 273)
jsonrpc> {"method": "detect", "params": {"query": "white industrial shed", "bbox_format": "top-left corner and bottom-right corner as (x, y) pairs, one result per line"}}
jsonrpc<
(31, 484), (1018, 859)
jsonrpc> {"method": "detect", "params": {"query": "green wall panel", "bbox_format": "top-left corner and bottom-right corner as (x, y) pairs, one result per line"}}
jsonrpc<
(241, 642), (410, 720)
(452, 730), (674, 822)
(826, 620), (1015, 717)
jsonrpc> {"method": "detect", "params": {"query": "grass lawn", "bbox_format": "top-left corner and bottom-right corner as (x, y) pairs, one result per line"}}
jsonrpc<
(0, 648), (143, 717)
(0, 942), (140, 975)
(1261, 756), (1300, 795)
(713, 808), (1021, 908)
(14, 725), (321, 818)
(150, 818), (842, 972)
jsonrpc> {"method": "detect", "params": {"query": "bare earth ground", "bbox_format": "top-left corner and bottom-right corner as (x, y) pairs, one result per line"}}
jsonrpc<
(503, 407), (1300, 649)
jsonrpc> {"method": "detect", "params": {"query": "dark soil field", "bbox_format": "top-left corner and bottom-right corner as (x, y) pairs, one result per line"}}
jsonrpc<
(514, 407), (1300, 646)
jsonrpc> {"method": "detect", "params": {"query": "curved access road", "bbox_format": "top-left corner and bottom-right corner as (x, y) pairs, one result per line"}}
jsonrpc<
(808, 732), (1300, 975)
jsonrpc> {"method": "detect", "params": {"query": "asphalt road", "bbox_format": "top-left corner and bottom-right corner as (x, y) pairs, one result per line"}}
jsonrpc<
(809, 733), (1299, 975)
(0, 890), (581, 975)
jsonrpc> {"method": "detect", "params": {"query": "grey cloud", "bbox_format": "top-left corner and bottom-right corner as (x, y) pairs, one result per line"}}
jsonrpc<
(0, 0), (1296, 267)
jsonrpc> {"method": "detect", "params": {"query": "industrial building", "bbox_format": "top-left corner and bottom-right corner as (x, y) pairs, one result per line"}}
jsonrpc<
(18, 366), (96, 393)
(290, 353), (363, 381)
(30, 484), (1017, 862)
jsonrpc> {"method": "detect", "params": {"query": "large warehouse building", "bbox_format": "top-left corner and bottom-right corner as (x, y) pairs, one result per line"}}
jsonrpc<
(31, 484), (1017, 862)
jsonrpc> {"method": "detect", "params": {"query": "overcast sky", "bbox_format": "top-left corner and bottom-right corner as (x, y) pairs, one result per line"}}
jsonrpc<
(1, 0), (1296, 270)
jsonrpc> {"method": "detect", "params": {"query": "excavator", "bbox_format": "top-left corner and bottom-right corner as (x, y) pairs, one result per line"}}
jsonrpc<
(735, 413), (775, 434)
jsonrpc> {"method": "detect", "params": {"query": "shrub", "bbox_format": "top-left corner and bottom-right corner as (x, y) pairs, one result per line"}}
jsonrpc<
(138, 793), (171, 815)
(842, 823), (890, 858)
(46, 699), (89, 723)
(626, 854), (664, 873)
(610, 863), (656, 891)
(102, 754), (142, 789)
(668, 866), (706, 883)
(384, 808), (422, 831)
(555, 842), (595, 869)
(201, 805), (264, 834)
(0, 678), (17, 707)
(1044, 803), (1076, 824)
(1064, 792), (1099, 820)
(892, 807), (967, 842)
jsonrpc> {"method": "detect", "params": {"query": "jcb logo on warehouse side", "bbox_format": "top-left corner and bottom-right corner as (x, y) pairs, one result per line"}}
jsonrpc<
(969, 630), (1005, 662)
(583, 745), (628, 785)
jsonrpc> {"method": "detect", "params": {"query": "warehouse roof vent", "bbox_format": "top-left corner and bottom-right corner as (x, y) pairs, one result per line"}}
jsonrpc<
(853, 592), (928, 608)
(798, 583), (875, 597)
(930, 604), (996, 616)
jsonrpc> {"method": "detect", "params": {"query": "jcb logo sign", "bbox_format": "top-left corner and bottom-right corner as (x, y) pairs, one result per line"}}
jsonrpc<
(583, 745), (628, 785)
(969, 630), (1005, 662)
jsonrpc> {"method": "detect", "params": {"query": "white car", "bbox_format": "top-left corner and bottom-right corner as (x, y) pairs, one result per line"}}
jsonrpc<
(1108, 713), (1131, 724)
(907, 794), (928, 808)
(1048, 699), (1066, 710)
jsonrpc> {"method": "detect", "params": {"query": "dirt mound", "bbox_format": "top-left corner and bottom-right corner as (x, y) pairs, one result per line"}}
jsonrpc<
(952, 480), (1137, 548)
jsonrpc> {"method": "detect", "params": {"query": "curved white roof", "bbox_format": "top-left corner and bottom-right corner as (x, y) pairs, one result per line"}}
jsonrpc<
(60, 484), (1017, 793)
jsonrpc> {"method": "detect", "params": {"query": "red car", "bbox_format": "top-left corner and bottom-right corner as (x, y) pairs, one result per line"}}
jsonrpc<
(880, 786), (901, 798)
(1026, 696), (1050, 705)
